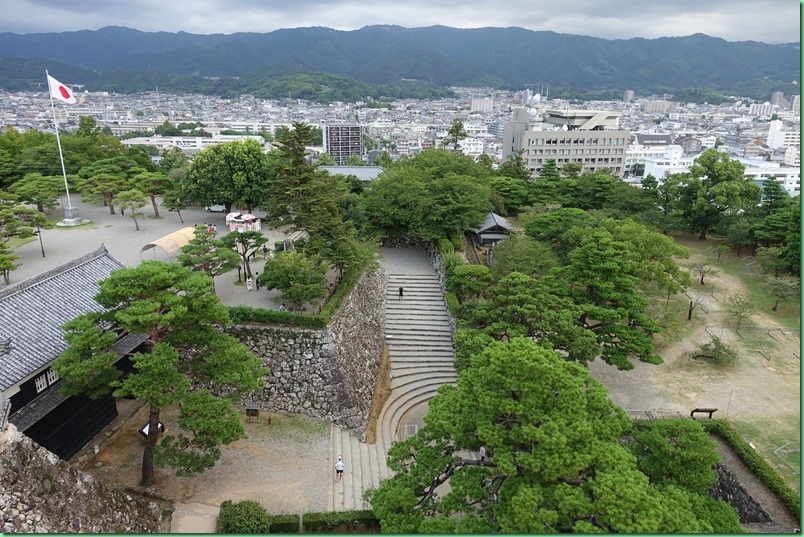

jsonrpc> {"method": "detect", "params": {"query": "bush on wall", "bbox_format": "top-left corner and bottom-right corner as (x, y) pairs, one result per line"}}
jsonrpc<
(218, 500), (271, 533)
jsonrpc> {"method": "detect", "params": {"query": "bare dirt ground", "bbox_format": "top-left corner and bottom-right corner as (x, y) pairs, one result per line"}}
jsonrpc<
(78, 405), (331, 517)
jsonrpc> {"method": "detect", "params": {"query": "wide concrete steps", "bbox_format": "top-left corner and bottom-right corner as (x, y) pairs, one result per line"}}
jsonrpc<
(376, 273), (457, 448)
(330, 425), (390, 512)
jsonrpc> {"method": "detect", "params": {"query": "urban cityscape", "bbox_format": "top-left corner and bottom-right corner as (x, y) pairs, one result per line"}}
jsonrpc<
(2, 84), (800, 195)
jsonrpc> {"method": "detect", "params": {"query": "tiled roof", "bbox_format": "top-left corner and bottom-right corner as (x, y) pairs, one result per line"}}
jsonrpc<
(475, 212), (515, 234)
(0, 246), (125, 392)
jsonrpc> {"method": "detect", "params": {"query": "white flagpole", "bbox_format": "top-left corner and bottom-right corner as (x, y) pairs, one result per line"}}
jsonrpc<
(46, 69), (77, 223)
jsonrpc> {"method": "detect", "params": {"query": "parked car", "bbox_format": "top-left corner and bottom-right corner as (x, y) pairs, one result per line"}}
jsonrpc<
(205, 204), (226, 212)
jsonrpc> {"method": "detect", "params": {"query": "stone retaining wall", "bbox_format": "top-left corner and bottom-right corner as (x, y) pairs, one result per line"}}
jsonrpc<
(232, 267), (387, 440)
(0, 422), (161, 533)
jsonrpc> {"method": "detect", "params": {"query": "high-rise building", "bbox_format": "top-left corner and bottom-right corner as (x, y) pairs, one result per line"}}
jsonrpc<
(502, 109), (630, 178)
(770, 91), (785, 106)
(324, 124), (364, 165)
(623, 90), (635, 102)
(790, 95), (800, 112)
(470, 97), (494, 114)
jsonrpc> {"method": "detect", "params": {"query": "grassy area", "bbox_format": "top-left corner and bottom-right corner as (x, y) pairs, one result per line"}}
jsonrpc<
(729, 417), (801, 493)
(244, 410), (329, 440)
(674, 234), (800, 331)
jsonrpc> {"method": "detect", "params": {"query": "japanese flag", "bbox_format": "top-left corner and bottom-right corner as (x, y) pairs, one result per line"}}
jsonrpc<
(47, 74), (76, 104)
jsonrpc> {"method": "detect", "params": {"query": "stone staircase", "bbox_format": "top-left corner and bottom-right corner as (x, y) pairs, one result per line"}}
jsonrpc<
(329, 272), (457, 511)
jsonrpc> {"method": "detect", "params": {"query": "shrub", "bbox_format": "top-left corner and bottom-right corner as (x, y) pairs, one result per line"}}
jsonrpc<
(445, 291), (460, 315)
(302, 510), (379, 532)
(267, 513), (300, 533)
(437, 237), (454, 254)
(218, 500), (271, 533)
(701, 419), (801, 519)
(441, 252), (465, 280)
(274, 241), (285, 252)
(448, 232), (464, 251)
(695, 335), (738, 365)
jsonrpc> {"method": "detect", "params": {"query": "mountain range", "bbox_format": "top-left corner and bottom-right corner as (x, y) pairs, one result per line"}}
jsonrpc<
(0, 25), (799, 101)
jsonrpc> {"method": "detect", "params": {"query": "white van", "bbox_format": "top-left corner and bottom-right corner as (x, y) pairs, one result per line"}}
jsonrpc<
(205, 204), (226, 212)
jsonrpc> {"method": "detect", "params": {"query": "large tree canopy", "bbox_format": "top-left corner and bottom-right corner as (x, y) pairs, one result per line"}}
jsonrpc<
(674, 149), (762, 239)
(366, 338), (742, 534)
(54, 261), (264, 487)
(183, 138), (270, 212)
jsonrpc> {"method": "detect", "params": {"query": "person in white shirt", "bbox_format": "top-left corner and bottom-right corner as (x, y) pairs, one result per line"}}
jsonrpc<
(335, 456), (345, 481)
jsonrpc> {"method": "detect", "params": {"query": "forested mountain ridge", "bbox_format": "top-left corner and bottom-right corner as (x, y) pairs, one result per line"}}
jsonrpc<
(0, 25), (798, 100)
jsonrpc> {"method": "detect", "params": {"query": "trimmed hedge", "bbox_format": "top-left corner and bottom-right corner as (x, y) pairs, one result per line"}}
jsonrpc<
(218, 500), (271, 533)
(229, 305), (327, 328)
(701, 419), (801, 519)
(302, 510), (379, 532)
(267, 513), (300, 533)
(227, 267), (362, 329)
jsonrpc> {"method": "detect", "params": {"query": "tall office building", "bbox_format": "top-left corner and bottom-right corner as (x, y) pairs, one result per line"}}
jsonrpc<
(470, 97), (494, 114)
(770, 91), (785, 106)
(502, 109), (630, 178)
(790, 95), (800, 112)
(324, 124), (365, 165)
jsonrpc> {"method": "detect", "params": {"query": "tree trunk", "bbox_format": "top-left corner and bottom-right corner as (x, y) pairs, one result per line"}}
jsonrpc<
(688, 301), (694, 320)
(736, 244), (742, 257)
(698, 229), (707, 240)
(700, 274), (705, 285)
(133, 217), (140, 231)
(177, 210), (184, 224)
(150, 195), (160, 218)
(772, 299), (780, 312)
(140, 405), (160, 487)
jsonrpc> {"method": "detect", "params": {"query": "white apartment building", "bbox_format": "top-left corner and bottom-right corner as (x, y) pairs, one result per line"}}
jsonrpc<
(470, 98), (494, 114)
(502, 109), (630, 177)
(625, 144), (684, 178)
(784, 146), (800, 167)
(120, 133), (265, 154)
(458, 137), (485, 157)
(645, 153), (800, 197)
(766, 120), (800, 149)
(749, 102), (775, 116)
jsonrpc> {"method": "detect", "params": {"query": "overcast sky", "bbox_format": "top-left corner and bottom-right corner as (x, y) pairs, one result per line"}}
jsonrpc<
(2, 0), (799, 44)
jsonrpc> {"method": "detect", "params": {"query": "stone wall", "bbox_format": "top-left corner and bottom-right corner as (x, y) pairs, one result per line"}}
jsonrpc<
(231, 268), (387, 440)
(0, 422), (161, 533)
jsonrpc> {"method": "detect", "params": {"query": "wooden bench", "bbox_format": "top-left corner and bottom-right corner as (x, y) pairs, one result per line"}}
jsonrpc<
(690, 408), (717, 419)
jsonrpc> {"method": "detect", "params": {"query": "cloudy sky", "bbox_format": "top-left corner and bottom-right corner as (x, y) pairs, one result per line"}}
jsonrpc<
(2, 0), (799, 43)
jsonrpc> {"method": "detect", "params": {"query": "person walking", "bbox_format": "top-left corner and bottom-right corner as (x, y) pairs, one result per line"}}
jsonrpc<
(246, 277), (253, 291)
(398, 286), (404, 300)
(254, 272), (260, 290)
(479, 445), (487, 462)
(262, 244), (269, 259)
(335, 456), (345, 482)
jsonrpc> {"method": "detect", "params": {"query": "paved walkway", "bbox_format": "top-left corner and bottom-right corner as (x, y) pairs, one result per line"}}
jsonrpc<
(5, 196), (297, 311)
(329, 247), (457, 511)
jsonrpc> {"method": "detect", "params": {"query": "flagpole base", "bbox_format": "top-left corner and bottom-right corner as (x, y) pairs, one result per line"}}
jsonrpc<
(56, 206), (90, 227)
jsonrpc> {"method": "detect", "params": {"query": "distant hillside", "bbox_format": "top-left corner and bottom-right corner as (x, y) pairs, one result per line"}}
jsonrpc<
(0, 25), (798, 101)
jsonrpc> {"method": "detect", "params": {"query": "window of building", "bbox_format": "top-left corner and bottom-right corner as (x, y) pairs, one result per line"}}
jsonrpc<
(47, 369), (59, 384)
(35, 374), (47, 393)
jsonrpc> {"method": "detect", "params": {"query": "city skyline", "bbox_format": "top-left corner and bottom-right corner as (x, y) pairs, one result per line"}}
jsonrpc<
(3, 0), (800, 44)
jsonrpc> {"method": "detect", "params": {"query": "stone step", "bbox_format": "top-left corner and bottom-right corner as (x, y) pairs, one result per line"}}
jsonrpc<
(388, 274), (440, 281)
(386, 334), (453, 343)
(334, 427), (392, 512)
(391, 370), (457, 390)
(382, 388), (444, 445)
(379, 383), (444, 443)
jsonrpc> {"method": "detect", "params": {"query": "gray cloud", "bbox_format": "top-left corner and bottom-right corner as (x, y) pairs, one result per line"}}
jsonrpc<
(3, 0), (799, 43)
